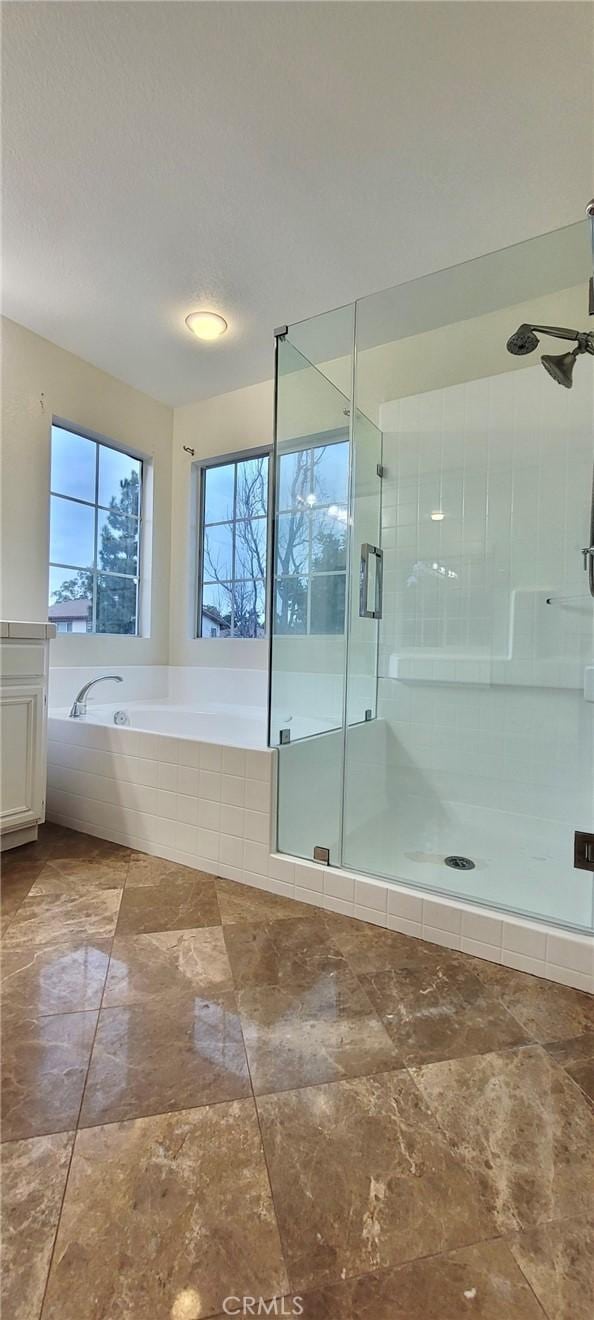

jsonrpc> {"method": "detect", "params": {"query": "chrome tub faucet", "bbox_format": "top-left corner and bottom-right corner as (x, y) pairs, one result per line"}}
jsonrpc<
(69, 674), (123, 718)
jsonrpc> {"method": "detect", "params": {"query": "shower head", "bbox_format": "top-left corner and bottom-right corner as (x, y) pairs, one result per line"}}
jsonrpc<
(506, 324), (540, 355)
(506, 323), (594, 388)
(541, 348), (580, 389)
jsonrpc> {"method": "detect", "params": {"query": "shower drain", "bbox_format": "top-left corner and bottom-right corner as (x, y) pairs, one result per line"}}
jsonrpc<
(444, 855), (475, 871)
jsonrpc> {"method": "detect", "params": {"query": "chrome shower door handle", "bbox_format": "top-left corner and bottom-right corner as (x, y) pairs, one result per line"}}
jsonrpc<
(582, 466), (594, 598)
(359, 543), (383, 619)
(582, 545), (594, 598)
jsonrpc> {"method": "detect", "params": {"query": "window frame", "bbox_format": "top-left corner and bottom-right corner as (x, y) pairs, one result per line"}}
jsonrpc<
(273, 427), (349, 637)
(49, 419), (145, 637)
(195, 446), (272, 639)
(194, 431), (349, 642)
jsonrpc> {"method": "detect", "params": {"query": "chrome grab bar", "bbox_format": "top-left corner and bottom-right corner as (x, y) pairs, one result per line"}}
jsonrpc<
(359, 543), (383, 619)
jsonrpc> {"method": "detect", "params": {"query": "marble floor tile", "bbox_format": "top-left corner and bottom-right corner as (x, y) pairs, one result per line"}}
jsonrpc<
(508, 1216), (594, 1320)
(2, 825), (62, 869)
(2, 890), (122, 951)
(238, 1239), (548, 1319)
(1, 1131), (74, 1320)
(79, 993), (250, 1126)
(1, 863), (44, 927)
(224, 916), (347, 991)
(41, 1101), (288, 1320)
(4, 823), (592, 1316)
(116, 875), (220, 935)
(125, 852), (212, 887)
(1, 939), (111, 1018)
(326, 912), (456, 977)
(473, 961), (594, 1042)
(257, 1071), (494, 1291)
(238, 969), (402, 1093)
(103, 928), (234, 1006)
(544, 1033), (594, 1106)
(216, 876), (315, 925)
(29, 857), (130, 895)
(46, 827), (129, 864)
(413, 1044), (594, 1233)
(361, 959), (529, 1066)
(1, 1010), (98, 1141)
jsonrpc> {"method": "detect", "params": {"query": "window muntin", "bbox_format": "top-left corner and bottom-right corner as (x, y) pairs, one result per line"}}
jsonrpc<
(48, 425), (142, 636)
(274, 437), (349, 636)
(198, 452), (269, 638)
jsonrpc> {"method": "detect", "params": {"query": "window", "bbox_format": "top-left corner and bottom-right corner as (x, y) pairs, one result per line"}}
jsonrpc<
(48, 425), (143, 635)
(198, 451), (269, 638)
(275, 436), (349, 635)
(196, 438), (349, 640)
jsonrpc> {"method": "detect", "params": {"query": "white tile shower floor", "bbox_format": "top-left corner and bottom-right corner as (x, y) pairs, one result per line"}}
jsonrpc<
(344, 796), (592, 930)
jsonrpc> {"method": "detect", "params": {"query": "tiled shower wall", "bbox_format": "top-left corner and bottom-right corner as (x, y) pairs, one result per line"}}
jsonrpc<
(377, 362), (593, 846)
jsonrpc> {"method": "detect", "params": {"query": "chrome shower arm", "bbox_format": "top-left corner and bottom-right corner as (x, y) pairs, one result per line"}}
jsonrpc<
(523, 324), (590, 344)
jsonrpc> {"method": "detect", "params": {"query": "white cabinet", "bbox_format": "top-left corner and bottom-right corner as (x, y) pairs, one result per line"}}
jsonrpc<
(1, 684), (45, 829)
(0, 623), (55, 849)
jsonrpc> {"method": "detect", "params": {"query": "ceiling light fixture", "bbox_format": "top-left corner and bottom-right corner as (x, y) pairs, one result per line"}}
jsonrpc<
(431, 510), (445, 521)
(185, 311), (228, 341)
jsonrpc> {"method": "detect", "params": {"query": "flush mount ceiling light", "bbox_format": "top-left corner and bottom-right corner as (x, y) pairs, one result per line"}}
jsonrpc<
(185, 311), (228, 341)
(431, 510), (445, 521)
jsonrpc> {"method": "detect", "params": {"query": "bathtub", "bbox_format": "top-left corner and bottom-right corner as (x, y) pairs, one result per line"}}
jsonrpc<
(47, 697), (275, 879)
(49, 701), (267, 747)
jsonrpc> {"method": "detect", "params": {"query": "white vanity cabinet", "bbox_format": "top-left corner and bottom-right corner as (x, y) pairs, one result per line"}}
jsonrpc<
(0, 622), (56, 850)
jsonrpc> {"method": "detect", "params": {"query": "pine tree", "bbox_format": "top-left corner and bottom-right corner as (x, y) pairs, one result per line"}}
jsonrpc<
(50, 472), (139, 633)
(96, 472), (139, 633)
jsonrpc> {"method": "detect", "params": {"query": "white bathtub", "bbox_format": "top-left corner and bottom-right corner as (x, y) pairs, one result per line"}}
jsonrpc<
(50, 700), (267, 747)
(47, 695), (275, 876)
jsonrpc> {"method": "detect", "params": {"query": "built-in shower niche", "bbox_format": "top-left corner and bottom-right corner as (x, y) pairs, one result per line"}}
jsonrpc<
(270, 220), (594, 934)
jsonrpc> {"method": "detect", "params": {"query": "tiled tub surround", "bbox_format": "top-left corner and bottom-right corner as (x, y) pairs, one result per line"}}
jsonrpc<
(46, 711), (273, 880)
(1, 823), (594, 1320)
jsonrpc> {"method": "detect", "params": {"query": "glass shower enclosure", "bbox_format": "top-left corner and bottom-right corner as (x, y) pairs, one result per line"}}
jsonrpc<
(269, 221), (594, 934)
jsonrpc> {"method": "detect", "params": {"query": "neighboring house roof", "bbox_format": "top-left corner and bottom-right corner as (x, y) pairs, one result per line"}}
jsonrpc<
(201, 605), (227, 626)
(48, 598), (91, 619)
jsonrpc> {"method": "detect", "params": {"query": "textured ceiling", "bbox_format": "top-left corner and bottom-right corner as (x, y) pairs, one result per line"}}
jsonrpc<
(3, 2), (593, 406)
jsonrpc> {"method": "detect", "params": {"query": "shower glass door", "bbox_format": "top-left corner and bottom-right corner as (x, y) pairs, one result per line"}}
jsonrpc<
(271, 220), (594, 933)
(341, 221), (594, 930)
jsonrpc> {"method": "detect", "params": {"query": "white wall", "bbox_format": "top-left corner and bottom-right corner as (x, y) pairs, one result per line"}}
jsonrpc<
(1, 317), (173, 666)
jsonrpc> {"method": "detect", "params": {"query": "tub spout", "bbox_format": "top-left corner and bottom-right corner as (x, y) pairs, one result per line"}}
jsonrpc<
(69, 675), (123, 718)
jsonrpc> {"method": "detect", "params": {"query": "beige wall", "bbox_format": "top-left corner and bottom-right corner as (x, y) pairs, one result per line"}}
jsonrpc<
(1, 317), (173, 666)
